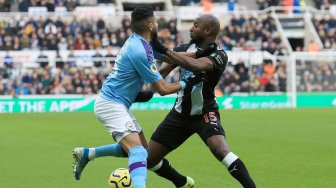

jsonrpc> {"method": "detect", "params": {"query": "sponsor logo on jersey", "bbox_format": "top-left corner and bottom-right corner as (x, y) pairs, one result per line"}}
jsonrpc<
(215, 55), (223, 65)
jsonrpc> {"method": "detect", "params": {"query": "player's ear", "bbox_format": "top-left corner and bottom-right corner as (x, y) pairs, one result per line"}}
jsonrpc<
(205, 27), (211, 36)
(148, 21), (154, 31)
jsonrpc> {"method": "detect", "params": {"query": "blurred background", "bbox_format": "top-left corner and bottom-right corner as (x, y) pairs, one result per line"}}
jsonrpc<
(0, 0), (335, 112)
(0, 1), (335, 188)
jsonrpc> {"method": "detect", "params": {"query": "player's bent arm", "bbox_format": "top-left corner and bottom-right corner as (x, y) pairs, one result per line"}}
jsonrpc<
(160, 51), (196, 65)
(151, 79), (182, 96)
(165, 50), (213, 71)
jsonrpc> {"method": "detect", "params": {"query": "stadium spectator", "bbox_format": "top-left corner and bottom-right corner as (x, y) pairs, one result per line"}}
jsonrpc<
(55, 51), (64, 69)
(104, 45), (116, 66)
(257, 0), (280, 10)
(66, 50), (77, 67)
(179, 0), (198, 5)
(0, 75), (4, 95)
(92, 49), (103, 68)
(38, 0), (55, 11)
(4, 51), (13, 69)
(0, 0), (10, 12)
(65, 0), (79, 11)
(58, 37), (68, 50)
(19, 0), (30, 12)
(37, 50), (49, 68)
(308, 40), (320, 52)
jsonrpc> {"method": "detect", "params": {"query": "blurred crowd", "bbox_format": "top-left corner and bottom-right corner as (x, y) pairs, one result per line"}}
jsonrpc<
(1, 0), (334, 12)
(296, 60), (336, 92)
(312, 15), (336, 49)
(256, 0), (336, 11)
(313, 0), (336, 10)
(0, 15), (181, 51)
(0, 55), (289, 95)
(176, 0), (235, 6)
(0, 0), (115, 12)
(217, 60), (287, 95)
(0, 0), (335, 96)
(218, 14), (287, 55)
(257, 0), (281, 10)
(0, 61), (108, 95)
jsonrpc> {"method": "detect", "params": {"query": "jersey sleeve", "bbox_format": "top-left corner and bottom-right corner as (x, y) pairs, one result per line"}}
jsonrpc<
(206, 50), (228, 71)
(132, 45), (162, 84)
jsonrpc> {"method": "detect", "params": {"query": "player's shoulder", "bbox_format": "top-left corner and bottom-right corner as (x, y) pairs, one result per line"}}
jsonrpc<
(213, 48), (228, 57)
(208, 48), (228, 70)
(129, 34), (154, 62)
(173, 43), (193, 52)
(210, 48), (228, 61)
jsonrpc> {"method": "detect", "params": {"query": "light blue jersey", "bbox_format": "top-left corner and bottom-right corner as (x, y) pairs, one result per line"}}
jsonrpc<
(99, 33), (162, 108)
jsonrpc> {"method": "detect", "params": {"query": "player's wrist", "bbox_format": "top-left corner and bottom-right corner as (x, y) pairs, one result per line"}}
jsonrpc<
(178, 81), (186, 90)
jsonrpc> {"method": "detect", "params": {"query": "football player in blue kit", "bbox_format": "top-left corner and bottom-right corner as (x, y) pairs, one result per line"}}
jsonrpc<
(71, 6), (205, 188)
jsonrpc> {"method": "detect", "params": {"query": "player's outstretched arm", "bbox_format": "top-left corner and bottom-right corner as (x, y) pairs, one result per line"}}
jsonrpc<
(165, 50), (214, 71)
(151, 73), (206, 96)
(159, 52), (196, 65)
(151, 33), (214, 71)
(151, 79), (183, 96)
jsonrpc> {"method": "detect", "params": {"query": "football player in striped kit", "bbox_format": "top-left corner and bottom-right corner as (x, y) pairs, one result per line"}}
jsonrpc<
(147, 14), (256, 188)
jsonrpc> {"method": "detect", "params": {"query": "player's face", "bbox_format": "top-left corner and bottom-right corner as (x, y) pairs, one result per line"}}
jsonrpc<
(190, 18), (206, 44)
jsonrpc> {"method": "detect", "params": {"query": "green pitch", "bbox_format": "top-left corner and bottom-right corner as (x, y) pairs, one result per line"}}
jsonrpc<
(1, 108), (335, 188)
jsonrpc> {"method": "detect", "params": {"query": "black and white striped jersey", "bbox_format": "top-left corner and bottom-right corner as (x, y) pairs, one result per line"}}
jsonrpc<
(173, 43), (228, 116)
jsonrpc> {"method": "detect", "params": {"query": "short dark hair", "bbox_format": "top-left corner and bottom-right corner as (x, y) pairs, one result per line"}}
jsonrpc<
(131, 5), (154, 33)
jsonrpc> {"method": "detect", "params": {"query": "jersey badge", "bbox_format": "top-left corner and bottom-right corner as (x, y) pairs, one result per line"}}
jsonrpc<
(150, 63), (158, 73)
(125, 121), (136, 131)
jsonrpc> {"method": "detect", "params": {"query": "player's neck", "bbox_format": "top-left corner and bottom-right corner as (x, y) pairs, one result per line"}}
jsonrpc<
(196, 38), (216, 49)
(137, 32), (151, 43)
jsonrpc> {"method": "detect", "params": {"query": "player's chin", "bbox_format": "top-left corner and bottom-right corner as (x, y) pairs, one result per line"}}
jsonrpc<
(190, 37), (195, 43)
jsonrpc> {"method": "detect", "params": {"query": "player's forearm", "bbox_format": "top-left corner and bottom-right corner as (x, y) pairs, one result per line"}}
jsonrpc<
(156, 82), (182, 96)
(165, 50), (200, 71)
(161, 52), (195, 65)
(159, 63), (175, 78)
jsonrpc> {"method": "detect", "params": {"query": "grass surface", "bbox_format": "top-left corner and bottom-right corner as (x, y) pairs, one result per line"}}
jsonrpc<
(1, 108), (335, 188)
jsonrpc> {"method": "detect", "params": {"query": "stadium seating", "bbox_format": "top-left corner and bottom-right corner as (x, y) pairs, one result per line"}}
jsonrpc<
(0, 0), (335, 96)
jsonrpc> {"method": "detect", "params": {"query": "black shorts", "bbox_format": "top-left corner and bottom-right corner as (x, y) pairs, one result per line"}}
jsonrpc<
(151, 110), (225, 151)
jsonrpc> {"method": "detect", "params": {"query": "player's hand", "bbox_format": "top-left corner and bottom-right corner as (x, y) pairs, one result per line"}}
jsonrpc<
(182, 73), (207, 89)
(195, 43), (217, 58)
(134, 91), (154, 102)
(150, 32), (168, 54)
